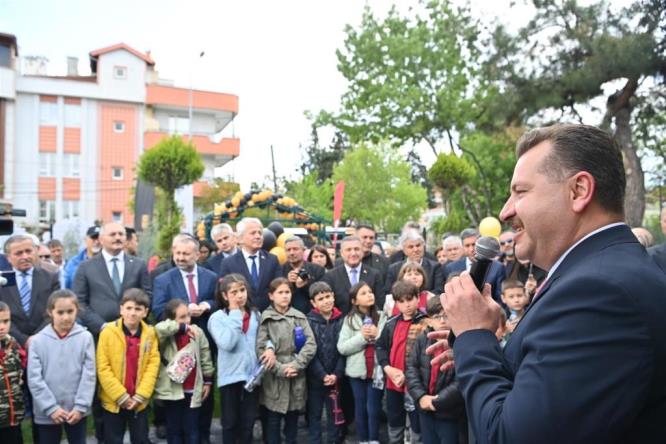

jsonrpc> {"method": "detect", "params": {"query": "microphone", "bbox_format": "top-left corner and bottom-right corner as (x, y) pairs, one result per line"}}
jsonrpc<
(0, 276), (6, 286)
(448, 236), (500, 347)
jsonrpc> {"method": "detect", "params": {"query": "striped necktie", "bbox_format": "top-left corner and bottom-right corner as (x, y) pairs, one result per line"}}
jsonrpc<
(19, 272), (31, 314)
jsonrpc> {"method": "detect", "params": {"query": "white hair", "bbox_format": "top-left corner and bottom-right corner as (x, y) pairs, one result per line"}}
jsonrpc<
(211, 223), (234, 238)
(236, 217), (263, 236)
(399, 229), (424, 248)
(443, 235), (462, 248)
(172, 234), (200, 249)
(284, 236), (305, 248)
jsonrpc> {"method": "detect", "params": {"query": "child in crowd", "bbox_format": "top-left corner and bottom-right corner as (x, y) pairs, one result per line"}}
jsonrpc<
(306, 281), (345, 444)
(208, 274), (272, 444)
(257, 277), (316, 444)
(501, 280), (529, 341)
(155, 299), (214, 444)
(406, 296), (466, 444)
(384, 262), (431, 316)
(28, 290), (96, 444)
(337, 282), (387, 444)
(377, 281), (427, 444)
(97, 289), (160, 444)
(0, 302), (26, 444)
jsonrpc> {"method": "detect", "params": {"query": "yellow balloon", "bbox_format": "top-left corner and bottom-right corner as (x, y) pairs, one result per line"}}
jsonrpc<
(276, 232), (291, 248)
(479, 216), (502, 238)
(270, 246), (287, 265)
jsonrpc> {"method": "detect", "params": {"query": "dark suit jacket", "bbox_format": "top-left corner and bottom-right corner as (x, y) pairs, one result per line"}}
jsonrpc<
(443, 257), (505, 303)
(152, 265), (218, 330)
(389, 249), (437, 264)
(203, 248), (239, 274)
(452, 225), (666, 443)
(281, 262), (325, 314)
(219, 250), (281, 312)
(648, 242), (666, 272)
(322, 264), (385, 314)
(385, 258), (443, 295)
(0, 266), (60, 346)
(73, 253), (150, 335)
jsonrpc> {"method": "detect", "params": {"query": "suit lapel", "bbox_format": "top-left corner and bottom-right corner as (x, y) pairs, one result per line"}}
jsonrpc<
(121, 256), (134, 289)
(171, 269), (188, 302)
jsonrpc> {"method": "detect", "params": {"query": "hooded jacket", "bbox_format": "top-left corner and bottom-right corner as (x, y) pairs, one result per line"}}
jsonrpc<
(0, 334), (25, 428)
(306, 308), (345, 388)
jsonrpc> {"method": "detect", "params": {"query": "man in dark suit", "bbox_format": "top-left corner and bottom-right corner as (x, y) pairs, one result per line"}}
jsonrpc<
(204, 222), (240, 273)
(436, 124), (666, 443)
(0, 234), (60, 348)
(73, 222), (151, 336)
(385, 230), (443, 295)
(356, 224), (389, 284)
(281, 236), (325, 314)
(323, 236), (384, 313)
(443, 228), (505, 303)
(219, 217), (281, 312)
(152, 234), (218, 444)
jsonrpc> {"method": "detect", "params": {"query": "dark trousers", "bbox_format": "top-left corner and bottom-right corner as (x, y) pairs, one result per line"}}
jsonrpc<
(199, 323), (216, 440)
(265, 409), (299, 444)
(419, 412), (459, 444)
(386, 389), (421, 431)
(219, 382), (258, 444)
(163, 393), (200, 444)
(103, 409), (149, 444)
(37, 421), (87, 444)
(349, 378), (383, 442)
(307, 386), (342, 444)
(0, 425), (23, 444)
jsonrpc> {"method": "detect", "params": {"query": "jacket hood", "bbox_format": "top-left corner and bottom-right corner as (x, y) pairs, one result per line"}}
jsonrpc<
(40, 323), (87, 340)
(308, 307), (343, 323)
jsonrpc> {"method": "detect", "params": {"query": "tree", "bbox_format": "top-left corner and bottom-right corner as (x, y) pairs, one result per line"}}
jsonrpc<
(137, 135), (205, 255)
(195, 179), (240, 214)
(298, 123), (351, 184)
(331, 143), (427, 232)
(284, 172), (334, 221)
(485, 0), (666, 225)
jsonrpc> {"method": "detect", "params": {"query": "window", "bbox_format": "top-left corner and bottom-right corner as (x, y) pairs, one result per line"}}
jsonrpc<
(39, 153), (55, 176)
(39, 200), (55, 221)
(39, 101), (58, 125)
(113, 121), (125, 133)
(63, 200), (80, 219)
(168, 116), (190, 135)
(64, 103), (81, 127)
(63, 154), (80, 178)
(112, 211), (123, 223)
(0, 44), (10, 68)
(113, 66), (127, 79)
(112, 167), (123, 180)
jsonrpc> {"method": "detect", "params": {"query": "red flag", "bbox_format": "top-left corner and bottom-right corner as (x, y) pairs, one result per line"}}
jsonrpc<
(333, 181), (345, 227)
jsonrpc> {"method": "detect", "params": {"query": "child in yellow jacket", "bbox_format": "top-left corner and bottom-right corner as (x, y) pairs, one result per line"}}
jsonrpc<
(96, 289), (160, 444)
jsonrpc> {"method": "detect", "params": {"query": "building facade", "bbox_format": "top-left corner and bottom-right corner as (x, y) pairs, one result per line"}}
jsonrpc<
(0, 36), (239, 230)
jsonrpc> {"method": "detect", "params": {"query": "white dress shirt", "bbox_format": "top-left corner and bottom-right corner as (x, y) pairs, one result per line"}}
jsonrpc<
(101, 250), (125, 282)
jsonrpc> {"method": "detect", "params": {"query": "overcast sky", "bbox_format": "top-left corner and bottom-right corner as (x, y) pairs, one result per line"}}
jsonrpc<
(1, 0), (633, 192)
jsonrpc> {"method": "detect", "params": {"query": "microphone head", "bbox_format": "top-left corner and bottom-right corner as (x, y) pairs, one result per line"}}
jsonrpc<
(0, 276), (6, 286)
(475, 236), (500, 261)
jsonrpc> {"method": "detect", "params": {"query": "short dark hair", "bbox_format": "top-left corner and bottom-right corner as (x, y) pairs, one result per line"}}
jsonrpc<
(47, 239), (63, 249)
(501, 279), (525, 293)
(0, 301), (10, 313)
(391, 280), (419, 302)
(215, 273), (254, 312)
(516, 124), (625, 215)
(426, 294), (443, 317)
(120, 288), (150, 308)
(355, 224), (376, 233)
(163, 298), (187, 321)
(309, 281), (333, 300)
(460, 228), (479, 241)
(46, 289), (80, 313)
(125, 227), (136, 239)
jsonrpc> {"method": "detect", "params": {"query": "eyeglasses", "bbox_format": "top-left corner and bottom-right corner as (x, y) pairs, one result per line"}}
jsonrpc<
(39, 255), (51, 259)
(431, 314), (446, 320)
(500, 238), (514, 246)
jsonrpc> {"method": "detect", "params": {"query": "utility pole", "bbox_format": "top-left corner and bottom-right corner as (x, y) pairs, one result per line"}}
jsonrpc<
(270, 145), (278, 193)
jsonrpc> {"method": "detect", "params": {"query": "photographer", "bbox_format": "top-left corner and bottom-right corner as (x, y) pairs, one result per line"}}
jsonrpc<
(281, 236), (325, 314)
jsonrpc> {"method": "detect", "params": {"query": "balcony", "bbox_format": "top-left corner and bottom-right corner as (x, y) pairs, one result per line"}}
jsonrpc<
(144, 131), (239, 164)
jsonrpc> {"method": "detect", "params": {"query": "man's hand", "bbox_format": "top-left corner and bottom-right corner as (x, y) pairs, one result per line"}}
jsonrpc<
(442, 272), (502, 336)
(50, 407), (68, 424)
(323, 374), (337, 386)
(66, 410), (83, 425)
(188, 303), (205, 318)
(202, 384), (211, 400)
(260, 349), (276, 370)
(287, 269), (299, 284)
(419, 395), (437, 411)
(425, 329), (455, 372)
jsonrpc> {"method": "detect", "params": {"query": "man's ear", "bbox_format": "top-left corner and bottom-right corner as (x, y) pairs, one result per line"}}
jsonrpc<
(569, 171), (595, 213)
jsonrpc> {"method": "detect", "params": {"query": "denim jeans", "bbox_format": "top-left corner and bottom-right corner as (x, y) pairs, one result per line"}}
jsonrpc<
(349, 378), (383, 441)
(220, 382), (259, 444)
(37, 421), (87, 444)
(265, 409), (299, 444)
(307, 386), (343, 444)
(418, 411), (459, 444)
(163, 393), (200, 444)
(103, 409), (149, 444)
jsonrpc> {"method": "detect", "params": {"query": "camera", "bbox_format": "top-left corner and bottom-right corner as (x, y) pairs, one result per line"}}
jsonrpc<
(297, 268), (311, 281)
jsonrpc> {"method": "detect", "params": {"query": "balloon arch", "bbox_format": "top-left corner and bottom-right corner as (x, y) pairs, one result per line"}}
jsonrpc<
(196, 189), (330, 263)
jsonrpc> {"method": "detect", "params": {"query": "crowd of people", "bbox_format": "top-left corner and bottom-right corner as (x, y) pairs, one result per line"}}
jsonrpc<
(1, 124), (666, 444)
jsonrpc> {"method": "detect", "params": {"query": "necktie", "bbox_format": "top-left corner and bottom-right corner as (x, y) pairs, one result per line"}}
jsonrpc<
(249, 255), (259, 289)
(187, 273), (198, 304)
(111, 258), (122, 296)
(349, 268), (358, 286)
(19, 272), (31, 314)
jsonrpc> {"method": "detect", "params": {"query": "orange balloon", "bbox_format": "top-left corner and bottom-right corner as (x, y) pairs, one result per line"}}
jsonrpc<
(270, 246), (287, 265)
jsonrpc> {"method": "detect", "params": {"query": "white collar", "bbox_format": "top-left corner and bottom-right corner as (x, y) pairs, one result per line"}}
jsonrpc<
(101, 249), (124, 263)
(179, 266), (198, 278)
(344, 264), (361, 274)
(546, 222), (626, 280)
